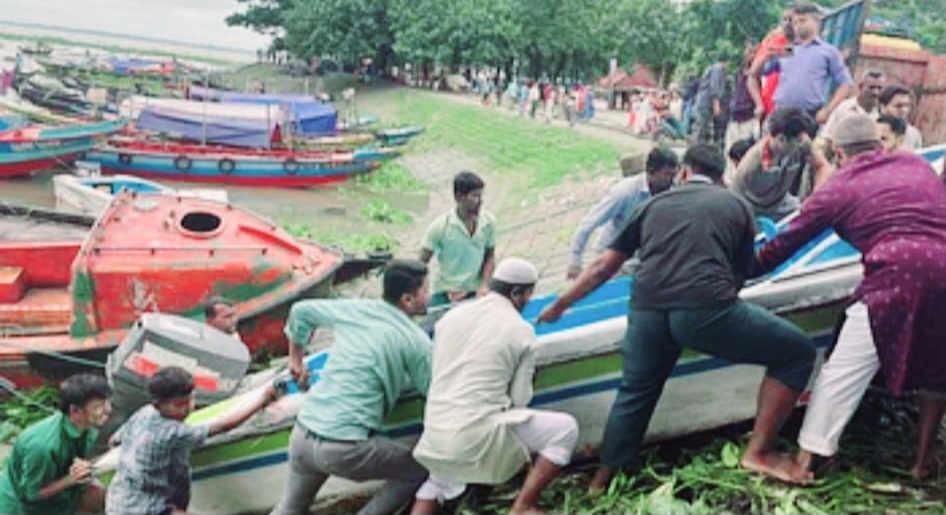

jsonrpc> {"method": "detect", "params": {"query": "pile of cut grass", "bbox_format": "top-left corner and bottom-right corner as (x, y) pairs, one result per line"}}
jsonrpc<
(458, 391), (946, 514)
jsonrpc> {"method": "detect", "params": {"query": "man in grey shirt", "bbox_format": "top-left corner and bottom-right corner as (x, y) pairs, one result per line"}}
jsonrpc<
(566, 148), (678, 279)
(730, 107), (831, 220)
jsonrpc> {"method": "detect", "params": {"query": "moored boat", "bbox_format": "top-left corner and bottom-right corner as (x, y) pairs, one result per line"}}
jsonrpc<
(53, 166), (229, 215)
(0, 191), (344, 389)
(85, 139), (380, 187)
(375, 125), (424, 146)
(0, 118), (127, 178)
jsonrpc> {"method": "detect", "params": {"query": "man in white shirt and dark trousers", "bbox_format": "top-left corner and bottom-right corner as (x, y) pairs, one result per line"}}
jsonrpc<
(411, 258), (579, 515)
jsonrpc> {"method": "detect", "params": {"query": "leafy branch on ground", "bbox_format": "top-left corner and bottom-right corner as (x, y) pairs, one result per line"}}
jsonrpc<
(455, 391), (946, 515)
(1, 386), (58, 445)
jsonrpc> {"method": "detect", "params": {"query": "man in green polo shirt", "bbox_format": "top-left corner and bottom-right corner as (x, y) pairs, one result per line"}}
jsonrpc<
(0, 373), (112, 515)
(271, 259), (433, 515)
(420, 171), (497, 307)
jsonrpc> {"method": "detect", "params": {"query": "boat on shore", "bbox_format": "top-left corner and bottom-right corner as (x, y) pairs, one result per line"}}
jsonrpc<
(92, 224), (856, 514)
(0, 192), (344, 389)
(375, 126), (424, 146)
(90, 145), (945, 515)
(53, 164), (229, 216)
(85, 139), (381, 188)
(0, 118), (127, 178)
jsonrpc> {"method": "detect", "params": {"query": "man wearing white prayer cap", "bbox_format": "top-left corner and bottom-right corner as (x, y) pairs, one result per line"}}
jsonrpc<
(411, 258), (579, 515)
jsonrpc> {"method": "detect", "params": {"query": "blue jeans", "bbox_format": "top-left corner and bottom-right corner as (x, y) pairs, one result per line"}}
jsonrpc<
(681, 100), (694, 136)
(599, 301), (815, 471)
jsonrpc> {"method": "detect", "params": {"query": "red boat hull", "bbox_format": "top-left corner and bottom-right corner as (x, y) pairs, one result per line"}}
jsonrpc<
(0, 193), (343, 389)
(0, 156), (75, 178)
(97, 165), (355, 187)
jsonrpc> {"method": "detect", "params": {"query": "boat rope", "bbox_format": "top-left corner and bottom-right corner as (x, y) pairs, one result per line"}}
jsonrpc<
(0, 377), (56, 413)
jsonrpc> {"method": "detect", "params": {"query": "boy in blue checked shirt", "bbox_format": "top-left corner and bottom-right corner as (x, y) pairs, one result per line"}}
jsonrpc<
(106, 367), (277, 515)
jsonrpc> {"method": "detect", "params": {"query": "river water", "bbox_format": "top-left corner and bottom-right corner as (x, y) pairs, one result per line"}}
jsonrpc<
(0, 168), (428, 237)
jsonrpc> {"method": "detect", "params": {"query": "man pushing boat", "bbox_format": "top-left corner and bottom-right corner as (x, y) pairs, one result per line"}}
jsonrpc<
(755, 113), (946, 482)
(411, 257), (579, 515)
(271, 259), (433, 515)
(538, 143), (816, 486)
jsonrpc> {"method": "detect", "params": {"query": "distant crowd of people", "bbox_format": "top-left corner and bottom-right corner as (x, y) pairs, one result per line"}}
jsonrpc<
(684, 0), (924, 184)
(469, 70), (596, 127)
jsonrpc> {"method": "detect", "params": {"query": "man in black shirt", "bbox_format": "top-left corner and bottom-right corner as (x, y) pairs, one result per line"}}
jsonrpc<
(538, 143), (815, 488)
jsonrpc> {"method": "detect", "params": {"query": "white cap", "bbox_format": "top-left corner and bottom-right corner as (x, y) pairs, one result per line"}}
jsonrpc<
(493, 257), (539, 285)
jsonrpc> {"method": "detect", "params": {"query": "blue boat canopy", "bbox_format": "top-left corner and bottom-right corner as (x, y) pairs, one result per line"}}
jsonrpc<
(136, 106), (279, 149)
(187, 86), (338, 137)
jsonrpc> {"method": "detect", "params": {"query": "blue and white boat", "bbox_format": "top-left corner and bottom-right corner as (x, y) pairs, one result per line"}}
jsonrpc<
(93, 144), (941, 514)
(53, 163), (228, 215)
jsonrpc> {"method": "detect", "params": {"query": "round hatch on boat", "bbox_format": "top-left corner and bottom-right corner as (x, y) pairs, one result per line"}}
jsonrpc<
(178, 211), (223, 238)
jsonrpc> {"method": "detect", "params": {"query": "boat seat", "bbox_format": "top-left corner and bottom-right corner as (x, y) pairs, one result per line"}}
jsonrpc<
(0, 287), (72, 331)
(0, 267), (25, 303)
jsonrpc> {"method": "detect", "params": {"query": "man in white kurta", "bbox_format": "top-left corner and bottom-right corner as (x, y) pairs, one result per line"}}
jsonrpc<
(411, 258), (579, 515)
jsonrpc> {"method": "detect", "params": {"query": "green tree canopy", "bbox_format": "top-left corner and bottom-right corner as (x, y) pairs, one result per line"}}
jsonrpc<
(226, 0), (933, 83)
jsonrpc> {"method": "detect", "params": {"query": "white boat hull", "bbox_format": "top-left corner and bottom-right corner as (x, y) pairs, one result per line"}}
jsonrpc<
(54, 173), (228, 215)
(95, 145), (945, 514)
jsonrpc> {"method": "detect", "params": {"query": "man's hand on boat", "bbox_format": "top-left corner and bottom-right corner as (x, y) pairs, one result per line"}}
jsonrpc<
(538, 250), (628, 325)
(537, 301), (567, 324)
(289, 360), (310, 391)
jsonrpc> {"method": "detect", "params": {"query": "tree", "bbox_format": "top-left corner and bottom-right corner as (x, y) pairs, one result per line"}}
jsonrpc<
(389, 0), (521, 70)
(225, 0), (292, 37)
(280, 0), (395, 69)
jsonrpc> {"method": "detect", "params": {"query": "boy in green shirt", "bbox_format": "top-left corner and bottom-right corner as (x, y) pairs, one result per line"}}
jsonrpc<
(0, 373), (112, 515)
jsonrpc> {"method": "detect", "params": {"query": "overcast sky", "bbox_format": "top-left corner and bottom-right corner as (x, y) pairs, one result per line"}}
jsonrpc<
(1, 0), (270, 51)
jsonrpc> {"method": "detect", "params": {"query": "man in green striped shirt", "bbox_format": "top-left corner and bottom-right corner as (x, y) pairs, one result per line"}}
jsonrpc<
(271, 259), (433, 515)
(420, 171), (496, 307)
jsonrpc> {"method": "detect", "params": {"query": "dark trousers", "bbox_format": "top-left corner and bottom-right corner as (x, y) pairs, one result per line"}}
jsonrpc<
(600, 300), (815, 471)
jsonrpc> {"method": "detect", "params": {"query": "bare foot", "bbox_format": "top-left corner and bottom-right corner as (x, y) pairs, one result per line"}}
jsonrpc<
(587, 466), (613, 495)
(741, 451), (814, 485)
(910, 464), (930, 480)
(509, 505), (545, 514)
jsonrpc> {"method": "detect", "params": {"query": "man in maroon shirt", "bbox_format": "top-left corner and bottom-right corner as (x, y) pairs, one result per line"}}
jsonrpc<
(756, 113), (946, 482)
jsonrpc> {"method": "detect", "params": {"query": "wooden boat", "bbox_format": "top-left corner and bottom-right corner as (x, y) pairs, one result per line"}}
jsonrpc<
(53, 166), (229, 216)
(375, 125), (424, 146)
(0, 118), (127, 178)
(94, 143), (945, 515)
(85, 140), (380, 188)
(0, 192), (344, 389)
(293, 132), (377, 149)
(120, 96), (338, 144)
(0, 92), (88, 125)
(16, 75), (96, 117)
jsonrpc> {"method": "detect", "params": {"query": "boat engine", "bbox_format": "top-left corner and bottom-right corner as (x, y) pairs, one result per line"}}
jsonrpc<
(106, 313), (250, 425)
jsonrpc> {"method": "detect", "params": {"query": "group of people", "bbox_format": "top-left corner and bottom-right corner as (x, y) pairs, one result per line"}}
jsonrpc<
(626, 90), (686, 140)
(687, 0), (924, 177)
(0, 297), (260, 515)
(274, 169), (579, 515)
(2, 3), (945, 513)
(470, 72), (596, 126)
